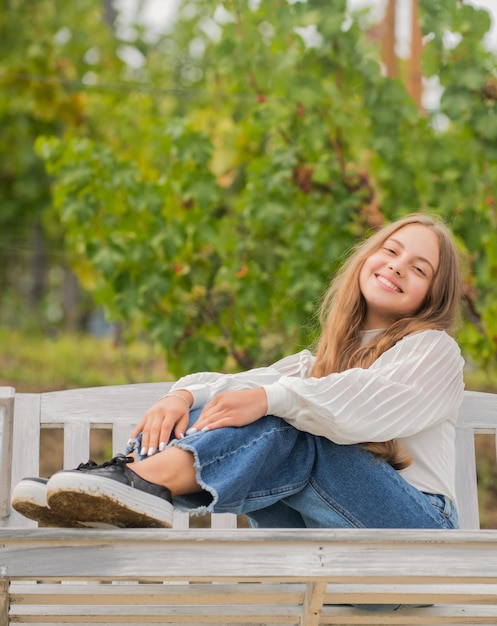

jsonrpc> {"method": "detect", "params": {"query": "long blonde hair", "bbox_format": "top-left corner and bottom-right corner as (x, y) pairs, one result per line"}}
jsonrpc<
(311, 214), (461, 470)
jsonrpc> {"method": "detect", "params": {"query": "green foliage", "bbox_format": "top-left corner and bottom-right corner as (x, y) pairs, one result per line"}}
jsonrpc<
(7, 1), (497, 375)
(0, 0), (128, 323)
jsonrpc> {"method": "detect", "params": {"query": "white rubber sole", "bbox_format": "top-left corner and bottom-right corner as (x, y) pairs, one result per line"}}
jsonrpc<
(12, 478), (47, 509)
(47, 471), (174, 528)
(11, 478), (94, 528)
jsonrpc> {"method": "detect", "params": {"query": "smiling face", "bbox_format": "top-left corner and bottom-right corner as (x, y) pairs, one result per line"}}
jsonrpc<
(358, 223), (440, 330)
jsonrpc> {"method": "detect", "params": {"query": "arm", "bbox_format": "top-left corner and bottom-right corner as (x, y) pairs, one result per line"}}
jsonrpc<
(169, 350), (314, 408)
(263, 330), (465, 443)
(130, 351), (313, 454)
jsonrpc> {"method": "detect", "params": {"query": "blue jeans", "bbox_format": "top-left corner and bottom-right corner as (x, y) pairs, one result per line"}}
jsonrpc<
(126, 408), (458, 530)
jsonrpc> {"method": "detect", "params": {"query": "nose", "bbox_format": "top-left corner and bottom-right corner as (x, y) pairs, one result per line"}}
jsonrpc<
(388, 261), (404, 276)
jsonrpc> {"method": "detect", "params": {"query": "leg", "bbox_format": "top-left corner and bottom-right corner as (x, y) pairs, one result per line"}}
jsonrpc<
(44, 410), (316, 526)
(282, 436), (459, 529)
(246, 501), (307, 528)
(169, 411), (316, 515)
(280, 438), (458, 613)
(127, 410), (314, 516)
(131, 446), (200, 496)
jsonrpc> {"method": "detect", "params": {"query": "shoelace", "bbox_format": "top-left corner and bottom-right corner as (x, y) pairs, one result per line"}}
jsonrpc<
(77, 454), (134, 471)
(76, 460), (98, 470)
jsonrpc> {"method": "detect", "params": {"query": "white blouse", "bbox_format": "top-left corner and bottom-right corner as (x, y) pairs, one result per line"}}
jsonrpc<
(171, 329), (465, 504)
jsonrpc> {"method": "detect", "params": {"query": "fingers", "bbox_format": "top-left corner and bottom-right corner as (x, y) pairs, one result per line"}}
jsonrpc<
(132, 397), (190, 457)
(187, 399), (225, 433)
(187, 390), (261, 433)
(173, 414), (190, 442)
(181, 398), (221, 434)
(140, 412), (174, 457)
(132, 389), (267, 447)
(186, 416), (232, 434)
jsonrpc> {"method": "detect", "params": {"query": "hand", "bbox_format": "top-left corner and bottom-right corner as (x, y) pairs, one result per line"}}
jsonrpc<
(129, 391), (193, 456)
(188, 388), (268, 433)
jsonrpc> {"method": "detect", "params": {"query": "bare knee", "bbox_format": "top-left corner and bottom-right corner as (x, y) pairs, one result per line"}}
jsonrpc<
(131, 446), (200, 496)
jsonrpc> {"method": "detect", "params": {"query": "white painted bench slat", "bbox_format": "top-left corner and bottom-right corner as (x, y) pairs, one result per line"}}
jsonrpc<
(9, 581), (497, 604)
(1, 384), (497, 625)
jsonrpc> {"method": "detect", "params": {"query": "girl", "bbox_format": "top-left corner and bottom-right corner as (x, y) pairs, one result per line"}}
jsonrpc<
(13, 213), (464, 531)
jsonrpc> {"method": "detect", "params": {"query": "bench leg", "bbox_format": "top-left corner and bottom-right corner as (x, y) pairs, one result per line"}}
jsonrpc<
(0, 580), (8, 626)
(302, 581), (327, 626)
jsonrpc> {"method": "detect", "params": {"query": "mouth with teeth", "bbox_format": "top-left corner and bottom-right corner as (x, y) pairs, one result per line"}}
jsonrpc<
(376, 274), (403, 293)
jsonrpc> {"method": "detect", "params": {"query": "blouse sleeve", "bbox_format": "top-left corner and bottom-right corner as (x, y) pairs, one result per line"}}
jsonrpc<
(263, 330), (465, 443)
(170, 350), (315, 409)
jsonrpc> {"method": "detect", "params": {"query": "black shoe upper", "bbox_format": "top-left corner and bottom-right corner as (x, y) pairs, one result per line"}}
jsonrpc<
(72, 454), (172, 503)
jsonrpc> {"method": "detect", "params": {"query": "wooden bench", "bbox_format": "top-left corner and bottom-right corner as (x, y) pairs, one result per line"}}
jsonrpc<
(1, 383), (497, 625)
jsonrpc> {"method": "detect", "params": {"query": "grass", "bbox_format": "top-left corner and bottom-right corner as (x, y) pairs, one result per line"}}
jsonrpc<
(0, 328), (171, 392)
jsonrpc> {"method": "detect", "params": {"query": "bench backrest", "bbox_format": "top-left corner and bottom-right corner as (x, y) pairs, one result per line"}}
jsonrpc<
(1, 385), (496, 530)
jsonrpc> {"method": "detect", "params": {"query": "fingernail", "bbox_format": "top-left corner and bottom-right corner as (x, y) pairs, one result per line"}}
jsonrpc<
(201, 426), (209, 432)
(179, 433), (185, 440)
(140, 447), (147, 456)
(148, 447), (155, 456)
(159, 442), (166, 452)
(127, 438), (134, 446)
(186, 427), (197, 435)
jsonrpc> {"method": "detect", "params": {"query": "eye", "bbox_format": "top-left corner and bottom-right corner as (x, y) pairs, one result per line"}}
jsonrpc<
(413, 266), (426, 276)
(384, 247), (396, 255)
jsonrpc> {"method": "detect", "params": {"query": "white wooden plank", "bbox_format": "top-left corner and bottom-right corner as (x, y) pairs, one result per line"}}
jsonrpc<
(10, 581), (497, 606)
(320, 603), (497, 624)
(10, 603), (301, 616)
(455, 427), (480, 529)
(112, 422), (137, 456)
(172, 509), (190, 529)
(9, 582), (303, 604)
(10, 602), (497, 624)
(11, 394), (41, 488)
(5, 393), (41, 529)
(323, 583), (497, 604)
(63, 421), (91, 468)
(39, 383), (172, 424)
(8, 620), (296, 626)
(2, 615), (276, 626)
(9, 603), (301, 620)
(0, 389), (14, 521)
(457, 391), (497, 430)
(211, 513), (238, 529)
(3, 529), (497, 581)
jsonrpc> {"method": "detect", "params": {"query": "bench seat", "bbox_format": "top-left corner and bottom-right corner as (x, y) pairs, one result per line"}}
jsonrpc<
(1, 385), (497, 625)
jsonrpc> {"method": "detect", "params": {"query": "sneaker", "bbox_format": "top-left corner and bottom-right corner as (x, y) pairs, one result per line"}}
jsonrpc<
(11, 462), (118, 528)
(12, 478), (76, 526)
(12, 476), (90, 528)
(46, 454), (174, 528)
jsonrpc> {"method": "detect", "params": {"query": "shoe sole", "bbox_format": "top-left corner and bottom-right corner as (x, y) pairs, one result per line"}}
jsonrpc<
(47, 471), (174, 528)
(12, 479), (88, 528)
